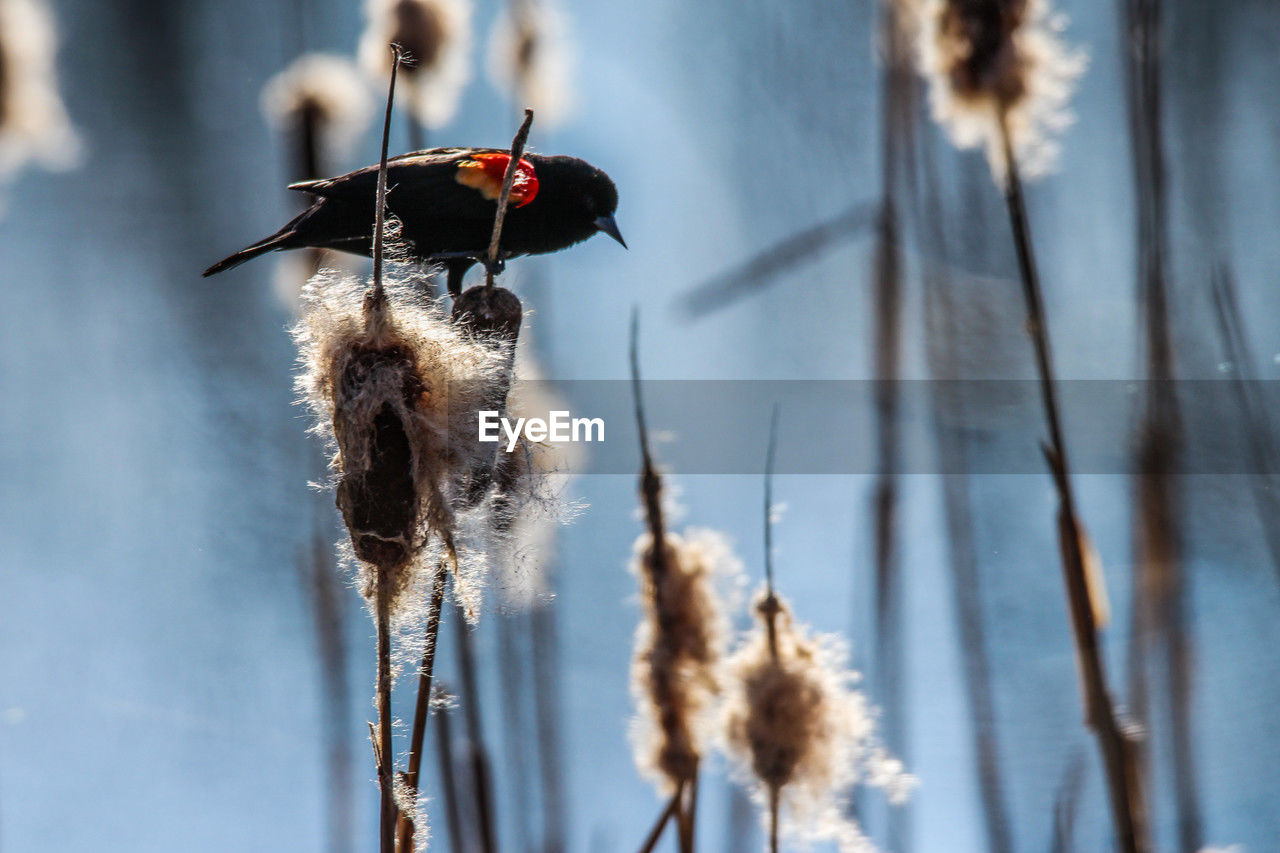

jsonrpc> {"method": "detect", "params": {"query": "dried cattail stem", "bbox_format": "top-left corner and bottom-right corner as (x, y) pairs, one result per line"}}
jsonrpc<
(997, 108), (1149, 851)
(637, 783), (684, 853)
(376, 569), (398, 853)
(396, 560), (448, 853)
(485, 108), (536, 287)
(627, 318), (730, 853)
(432, 684), (467, 853)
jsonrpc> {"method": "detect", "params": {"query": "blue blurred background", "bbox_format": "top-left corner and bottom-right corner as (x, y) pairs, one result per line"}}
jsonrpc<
(1, 0), (1279, 850)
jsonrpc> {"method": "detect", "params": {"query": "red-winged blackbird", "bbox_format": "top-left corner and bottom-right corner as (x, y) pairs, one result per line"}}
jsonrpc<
(203, 147), (625, 294)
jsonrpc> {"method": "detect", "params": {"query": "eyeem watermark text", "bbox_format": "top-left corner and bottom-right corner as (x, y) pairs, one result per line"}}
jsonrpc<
(478, 410), (605, 452)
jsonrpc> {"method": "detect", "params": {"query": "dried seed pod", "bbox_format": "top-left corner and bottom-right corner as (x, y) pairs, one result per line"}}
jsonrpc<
(487, 0), (573, 127)
(359, 0), (473, 128)
(722, 592), (914, 852)
(294, 269), (513, 610)
(0, 0), (81, 182)
(261, 53), (374, 160)
(629, 529), (736, 793)
(912, 0), (1085, 181)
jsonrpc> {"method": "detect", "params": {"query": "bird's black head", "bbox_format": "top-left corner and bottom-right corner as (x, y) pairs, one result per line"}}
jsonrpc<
(524, 154), (626, 250)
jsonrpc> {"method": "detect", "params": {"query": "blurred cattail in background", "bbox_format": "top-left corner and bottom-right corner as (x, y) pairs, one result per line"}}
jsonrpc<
(262, 54), (374, 308)
(359, 0), (473, 143)
(911, 2), (1147, 849)
(722, 591), (914, 853)
(629, 528), (734, 794)
(487, 0), (573, 127)
(722, 413), (912, 853)
(627, 315), (735, 851)
(0, 0), (81, 190)
(262, 54), (374, 169)
(913, 0), (1085, 182)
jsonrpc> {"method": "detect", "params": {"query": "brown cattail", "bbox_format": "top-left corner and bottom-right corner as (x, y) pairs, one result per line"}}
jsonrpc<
(630, 528), (737, 793)
(486, 0), (573, 127)
(722, 591), (914, 852)
(359, 0), (473, 129)
(913, 0), (1085, 181)
(262, 54), (374, 310)
(0, 0), (81, 183)
(261, 54), (374, 161)
(293, 264), (513, 616)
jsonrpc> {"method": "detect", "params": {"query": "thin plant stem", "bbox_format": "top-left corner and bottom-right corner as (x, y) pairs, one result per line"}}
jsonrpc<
(371, 45), (403, 306)
(453, 605), (497, 853)
(763, 406), (781, 659)
(1122, 0), (1202, 847)
(396, 560), (448, 852)
(306, 532), (355, 853)
(636, 783), (683, 853)
(630, 309), (668, 580)
(676, 763), (699, 853)
(997, 111), (1149, 853)
(434, 683), (467, 853)
(768, 785), (780, 853)
(485, 109), (535, 287)
(376, 570), (397, 853)
(532, 602), (568, 853)
(924, 283), (1014, 853)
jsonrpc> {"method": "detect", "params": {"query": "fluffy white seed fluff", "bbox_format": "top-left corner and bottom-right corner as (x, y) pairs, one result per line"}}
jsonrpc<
(0, 0), (81, 183)
(721, 591), (915, 853)
(913, 0), (1086, 182)
(359, 0), (473, 128)
(293, 267), (512, 615)
(261, 53), (375, 158)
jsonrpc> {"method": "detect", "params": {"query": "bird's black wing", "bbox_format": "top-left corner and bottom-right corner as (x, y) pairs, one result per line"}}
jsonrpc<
(287, 148), (514, 221)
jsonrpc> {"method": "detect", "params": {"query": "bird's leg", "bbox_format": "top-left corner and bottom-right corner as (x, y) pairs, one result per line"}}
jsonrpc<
(446, 258), (475, 297)
(481, 256), (506, 280)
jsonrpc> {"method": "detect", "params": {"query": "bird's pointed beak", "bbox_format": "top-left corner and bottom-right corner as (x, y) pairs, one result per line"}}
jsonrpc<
(594, 214), (628, 249)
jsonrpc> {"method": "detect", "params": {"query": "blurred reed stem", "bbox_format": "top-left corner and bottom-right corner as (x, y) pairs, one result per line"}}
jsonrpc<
(870, 2), (910, 846)
(1122, 0), (1202, 849)
(997, 112), (1150, 853)
(432, 681), (467, 853)
(305, 532), (355, 853)
(921, 232), (1014, 853)
(453, 604), (498, 853)
(531, 601), (568, 853)
(1210, 264), (1280, 589)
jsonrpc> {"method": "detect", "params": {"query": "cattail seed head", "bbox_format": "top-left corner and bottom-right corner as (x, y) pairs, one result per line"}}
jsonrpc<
(294, 267), (512, 611)
(359, 0), (473, 129)
(629, 528), (737, 792)
(722, 591), (915, 851)
(914, 0), (1085, 182)
(261, 53), (374, 159)
(487, 0), (573, 128)
(0, 0), (81, 183)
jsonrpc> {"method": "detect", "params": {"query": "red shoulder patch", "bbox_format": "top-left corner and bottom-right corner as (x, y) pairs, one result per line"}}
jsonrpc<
(454, 153), (539, 207)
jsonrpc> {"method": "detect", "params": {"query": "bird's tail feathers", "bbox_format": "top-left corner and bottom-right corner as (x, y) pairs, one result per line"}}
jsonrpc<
(201, 228), (299, 277)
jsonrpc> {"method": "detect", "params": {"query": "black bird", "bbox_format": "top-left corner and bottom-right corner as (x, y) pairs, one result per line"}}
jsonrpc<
(203, 147), (626, 294)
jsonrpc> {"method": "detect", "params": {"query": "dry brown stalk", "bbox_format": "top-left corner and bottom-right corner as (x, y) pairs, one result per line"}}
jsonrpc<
(485, 108), (535, 287)
(998, 112), (1149, 852)
(396, 559), (448, 853)
(636, 783), (684, 853)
